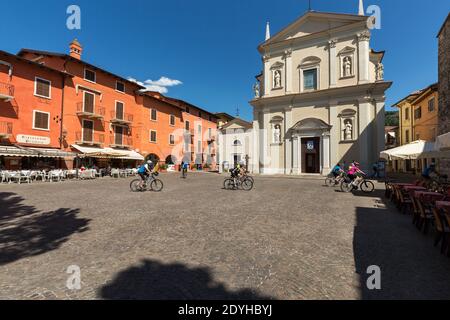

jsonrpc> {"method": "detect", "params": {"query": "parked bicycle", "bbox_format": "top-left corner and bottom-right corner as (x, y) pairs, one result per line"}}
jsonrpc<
(130, 173), (164, 192)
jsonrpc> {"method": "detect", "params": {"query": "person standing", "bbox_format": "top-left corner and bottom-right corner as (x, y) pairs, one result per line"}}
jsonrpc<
(181, 161), (188, 179)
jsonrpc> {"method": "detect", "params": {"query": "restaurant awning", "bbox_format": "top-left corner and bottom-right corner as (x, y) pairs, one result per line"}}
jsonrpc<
(71, 144), (144, 160)
(27, 147), (77, 158)
(437, 132), (450, 151)
(381, 140), (450, 160)
(0, 145), (39, 157)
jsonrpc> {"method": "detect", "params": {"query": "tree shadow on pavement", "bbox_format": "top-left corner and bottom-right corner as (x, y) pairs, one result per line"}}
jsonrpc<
(0, 192), (90, 265)
(99, 259), (274, 300)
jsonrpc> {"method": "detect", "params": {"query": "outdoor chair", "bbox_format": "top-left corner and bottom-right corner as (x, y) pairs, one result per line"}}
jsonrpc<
(1, 171), (11, 184)
(111, 169), (120, 178)
(431, 207), (450, 255)
(416, 198), (435, 234)
(445, 212), (450, 257)
(397, 189), (413, 214)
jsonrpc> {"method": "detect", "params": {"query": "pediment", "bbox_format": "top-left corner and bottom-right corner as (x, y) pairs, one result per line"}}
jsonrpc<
(292, 118), (331, 131)
(338, 46), (356, 55)
(263, 12), (367, 46)
(270, 61), (284, 70)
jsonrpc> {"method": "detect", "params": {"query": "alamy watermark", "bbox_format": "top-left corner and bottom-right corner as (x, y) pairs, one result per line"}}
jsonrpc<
(66, 265), (81, 290)
(66, 5), (81, 30)
(366, 265), (381, 290)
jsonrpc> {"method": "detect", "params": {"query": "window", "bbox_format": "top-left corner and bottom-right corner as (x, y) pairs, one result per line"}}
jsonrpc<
(33, 110), (50, 130)
(416, 133), (420, 140)
(405, 107), (410, 120)
(83, 91), (95, 113)
(84, 69), (96, 83)
(169, 134), (175, 145)
(428, 98), (435, 112)
(208, 128), (212, 139)
(233, 140), (242, 146)
(82, 119), (94, 142)
(405, 130), (410, 143)
(116, 81), (125, 93)
(185, 120), (190, 131)
(115, 101), (124, 120)
(151, 109), (157, 121)
(198, 125), (202, 134)
(186, 106), (190, 114)
(414, 107), (422, 120)
(303, 69), (318, 91)
(150, 130), (157, 143)
(197, 140), (202, 152)
(34, 78), (51, 99)
(170, 114), (176, 126)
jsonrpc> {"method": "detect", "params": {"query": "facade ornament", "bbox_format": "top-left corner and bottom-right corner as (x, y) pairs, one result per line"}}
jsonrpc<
(343, 56), (352, 77)
(263, 54), (271, 62)
(357, 30), (371, 42)
(376, 62), (384, 81)
(253, 82), (260, 98)
(328, 39), (338, 49)
(273, 125), (281, 144)
(284, 49), (292, 58)
(274, 70), (282, 88)
(344, 119), (353, 141)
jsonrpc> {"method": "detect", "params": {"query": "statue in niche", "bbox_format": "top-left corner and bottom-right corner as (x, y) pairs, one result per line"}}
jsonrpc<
(253, 82), (260, 98)
(274, 70), (281, 88)
(274, 125), (281, 144)
(343, 56), (352, 77)
(376, 62), (384, 81)
(344, 120), (353, 141)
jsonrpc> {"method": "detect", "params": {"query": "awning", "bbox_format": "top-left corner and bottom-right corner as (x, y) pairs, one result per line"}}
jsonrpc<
(0, 145), (39, 157)
(28, 147), (77, 158)
(437, 132), (450, 151)
(71, 144), (144, 160)
(381, 140), (450, 160)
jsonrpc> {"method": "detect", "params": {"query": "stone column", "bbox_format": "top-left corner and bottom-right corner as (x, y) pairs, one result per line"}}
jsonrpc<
(292, 136), (299, 174)
(252, 111), (260, 174)
(263, 54), (271, 97)
(322, 132), (331, 173)
(328, 39), (338, 88)
(375, 99), (386, 159)
(284, 107), (293, 174)
(358, 97), (373, 170)
(284, 49), (293, 93)
(261, 111), (271, 173)
(357, 31), (371, 84)
(329, 102), (339, 167)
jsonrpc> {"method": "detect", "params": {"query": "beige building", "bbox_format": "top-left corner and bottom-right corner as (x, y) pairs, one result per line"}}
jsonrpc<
(250, 9), (392, 175)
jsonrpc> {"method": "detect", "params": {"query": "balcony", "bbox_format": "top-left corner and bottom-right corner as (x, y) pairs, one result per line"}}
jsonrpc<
(0, 82), (14, 101)
(76, 102), (105, 119)
(0, 121), (13, 138)
(109, 136), (133, 149)
(110, 111), (133, 125)
(75, 132), (105, 146)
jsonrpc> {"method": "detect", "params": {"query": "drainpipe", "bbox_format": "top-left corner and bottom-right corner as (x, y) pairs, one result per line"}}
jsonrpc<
(59, 75), (66, 150)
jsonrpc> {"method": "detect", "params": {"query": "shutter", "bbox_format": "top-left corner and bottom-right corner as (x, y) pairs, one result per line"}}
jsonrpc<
(116, 102), (124, 120)
(83, 121), (93, 142)
(115, 126), (123, 145)
(36, 79), (50, 98)
(34, 112), (49, 129)
(84, 92), (94, 113)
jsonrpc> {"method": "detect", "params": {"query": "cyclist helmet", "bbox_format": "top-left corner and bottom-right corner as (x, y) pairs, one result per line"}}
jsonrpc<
(147, 160), (153, 164)
(353, 162), (361, 167)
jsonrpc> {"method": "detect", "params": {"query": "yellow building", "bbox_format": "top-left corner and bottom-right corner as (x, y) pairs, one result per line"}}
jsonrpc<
(391, 83), (439, 173)
(411, 83), (439, 142)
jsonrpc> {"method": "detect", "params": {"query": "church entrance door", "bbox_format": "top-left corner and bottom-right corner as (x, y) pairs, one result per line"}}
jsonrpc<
(301, 137), (320, 174)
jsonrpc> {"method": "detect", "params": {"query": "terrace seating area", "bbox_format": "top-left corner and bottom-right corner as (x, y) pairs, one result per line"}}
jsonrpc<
(386, 178), (450, 257)
(0, 168), (138, 184)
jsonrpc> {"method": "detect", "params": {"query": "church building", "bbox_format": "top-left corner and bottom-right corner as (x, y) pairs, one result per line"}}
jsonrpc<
(250, 1), (392, 175)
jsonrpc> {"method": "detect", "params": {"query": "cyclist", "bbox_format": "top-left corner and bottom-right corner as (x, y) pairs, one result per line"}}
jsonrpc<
(137, 160), (154, 189)
(422, 163), (439, 181)
(348, 162), (366, 190)
(181, 161), (189, 179)
(332, 163), (344, 178)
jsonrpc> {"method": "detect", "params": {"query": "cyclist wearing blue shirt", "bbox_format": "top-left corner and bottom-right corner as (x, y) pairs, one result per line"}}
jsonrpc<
(138, 160), (154, 185)
(331, 163), (343, 178)
(422, 163), (438, 180)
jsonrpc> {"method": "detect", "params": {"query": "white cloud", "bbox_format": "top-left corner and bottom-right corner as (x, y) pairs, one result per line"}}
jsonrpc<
(128, 76), (182, 94)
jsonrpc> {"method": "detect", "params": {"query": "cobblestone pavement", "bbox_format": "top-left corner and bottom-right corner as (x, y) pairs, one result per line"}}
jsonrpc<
(1, 173), (450, 300)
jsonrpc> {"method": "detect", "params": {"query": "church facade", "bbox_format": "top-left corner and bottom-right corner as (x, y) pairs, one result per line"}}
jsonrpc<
(250, 11), (392, 175)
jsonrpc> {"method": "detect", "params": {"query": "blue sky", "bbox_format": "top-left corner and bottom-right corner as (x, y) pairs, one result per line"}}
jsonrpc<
(2, 0), (449, 121)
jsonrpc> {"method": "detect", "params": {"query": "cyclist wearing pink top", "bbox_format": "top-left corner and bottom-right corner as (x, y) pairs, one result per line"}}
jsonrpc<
(348, 162), (366, 189)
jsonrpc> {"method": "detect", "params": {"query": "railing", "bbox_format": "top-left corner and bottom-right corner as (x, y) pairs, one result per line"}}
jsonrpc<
(76, 102), (105, 118)
(109, 136), (133, 148)
(0, 121), (13, 136)
(110, 111), (133, 123)
(75, 132), (105, 145)
(0, 82), (14, 99)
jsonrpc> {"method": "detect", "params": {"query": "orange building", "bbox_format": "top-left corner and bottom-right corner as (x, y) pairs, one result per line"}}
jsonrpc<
(0, 50), (74, 170)
(0, 40), (219, 171)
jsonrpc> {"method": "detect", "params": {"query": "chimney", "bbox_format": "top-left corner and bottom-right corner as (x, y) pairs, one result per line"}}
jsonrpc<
(69, 39), (82, 59)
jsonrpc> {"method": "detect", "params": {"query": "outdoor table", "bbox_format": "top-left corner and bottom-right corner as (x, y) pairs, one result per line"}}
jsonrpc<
(404, 186), (427, 192)
(435, 201), (450, 211)
(414, 191), (445, 204)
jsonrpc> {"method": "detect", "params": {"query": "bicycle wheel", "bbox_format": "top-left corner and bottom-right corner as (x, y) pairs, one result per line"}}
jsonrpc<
(224, 178), (235, 190)
(130, 179), (142, 192)
(241, 178), (254, 191)
(340, 181), (354, 193)
(245, 176), (255, 184)
(360, 180), (375, 193)
(325, 177), (335, 187)
(150, 179), (164, 192)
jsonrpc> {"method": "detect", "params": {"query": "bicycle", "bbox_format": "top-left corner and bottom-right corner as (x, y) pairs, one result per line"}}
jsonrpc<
(340, 174), (375, 193)
(224, 175), (254, 191)
(130, 173), (164, 192)
(223, 170), (254, 189)
(325, 172), (346, 187)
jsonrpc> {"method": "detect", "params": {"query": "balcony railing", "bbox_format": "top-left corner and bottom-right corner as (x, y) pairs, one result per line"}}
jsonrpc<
(0, 121), (13, 137)
(76, 102), (105, 119)
(75, 132), (105, 146)
(109, 136), (133, 148)
(110, 111), (133, 124)
(0, 82), (14, 100)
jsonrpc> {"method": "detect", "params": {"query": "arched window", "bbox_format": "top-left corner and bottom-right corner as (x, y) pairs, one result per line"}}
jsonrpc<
(233, 140), (242, 146)
(165, 155), (176, 165)
(146, 153), (160, 163)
